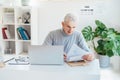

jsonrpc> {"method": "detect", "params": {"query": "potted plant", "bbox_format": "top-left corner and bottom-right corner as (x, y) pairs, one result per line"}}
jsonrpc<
(82, 20), (120, 68)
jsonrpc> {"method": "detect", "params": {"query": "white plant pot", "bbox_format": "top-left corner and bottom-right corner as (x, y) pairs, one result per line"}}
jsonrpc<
(111, 56), (120, 72)
(98, 55), (110, 68)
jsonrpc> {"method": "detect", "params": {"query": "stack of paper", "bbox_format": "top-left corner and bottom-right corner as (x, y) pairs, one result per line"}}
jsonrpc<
(66, 44), (89, 62)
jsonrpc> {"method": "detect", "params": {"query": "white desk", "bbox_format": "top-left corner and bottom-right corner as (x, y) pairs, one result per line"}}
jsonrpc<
(0, 58), (100, 80)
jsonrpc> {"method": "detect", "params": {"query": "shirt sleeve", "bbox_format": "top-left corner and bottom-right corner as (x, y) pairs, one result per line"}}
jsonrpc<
(77, 32), (91, 52)
(42, 32), (53, 45)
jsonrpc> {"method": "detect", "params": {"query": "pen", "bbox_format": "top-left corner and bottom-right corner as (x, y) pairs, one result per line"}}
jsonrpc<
(3, 57), (15, 63)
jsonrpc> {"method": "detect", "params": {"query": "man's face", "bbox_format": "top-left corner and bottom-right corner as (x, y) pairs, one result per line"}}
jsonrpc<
(62, 21), (77, 35)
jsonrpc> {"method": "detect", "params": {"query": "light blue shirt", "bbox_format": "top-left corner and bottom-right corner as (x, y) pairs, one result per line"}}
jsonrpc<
(43, 29), (91, 54)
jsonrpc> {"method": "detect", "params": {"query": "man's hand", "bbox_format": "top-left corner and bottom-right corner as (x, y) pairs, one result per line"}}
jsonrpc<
(64, 54), (67, 61)
(82, 54), (94, 61)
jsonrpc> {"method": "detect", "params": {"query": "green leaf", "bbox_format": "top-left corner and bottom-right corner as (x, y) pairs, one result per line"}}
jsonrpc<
(104, 41), (114, 50)
(97, 39), (105, 46)
(82, 26), (94, 41)
(95, 20), (108, 38)
(106, 50), (114, 57)
(95, 20), (106, 28)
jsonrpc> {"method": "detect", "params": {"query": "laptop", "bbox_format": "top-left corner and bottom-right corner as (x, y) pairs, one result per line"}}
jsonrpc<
(28, 45), (64, 65)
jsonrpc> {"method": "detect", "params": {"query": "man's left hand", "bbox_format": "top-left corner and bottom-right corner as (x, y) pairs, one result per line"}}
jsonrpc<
(82, 54), (94, 61)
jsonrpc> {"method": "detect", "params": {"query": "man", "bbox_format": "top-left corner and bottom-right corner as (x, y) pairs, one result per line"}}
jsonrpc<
(43, 13), (94, 61)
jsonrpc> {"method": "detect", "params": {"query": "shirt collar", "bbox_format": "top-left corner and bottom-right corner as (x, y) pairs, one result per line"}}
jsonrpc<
(61, 29), (73, 37)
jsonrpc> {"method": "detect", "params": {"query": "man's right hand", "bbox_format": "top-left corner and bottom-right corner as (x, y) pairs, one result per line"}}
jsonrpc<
(64, 54), (67, 61)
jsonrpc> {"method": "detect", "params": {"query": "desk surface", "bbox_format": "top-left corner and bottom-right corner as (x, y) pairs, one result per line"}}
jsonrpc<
(0, 56), (100, 80)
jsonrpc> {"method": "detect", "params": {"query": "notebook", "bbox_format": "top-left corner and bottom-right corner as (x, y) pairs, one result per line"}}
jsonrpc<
(28, 45), (64, 65)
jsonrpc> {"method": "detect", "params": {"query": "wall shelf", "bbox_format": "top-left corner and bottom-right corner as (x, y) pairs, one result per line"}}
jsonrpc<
(0, 6), (31, 55)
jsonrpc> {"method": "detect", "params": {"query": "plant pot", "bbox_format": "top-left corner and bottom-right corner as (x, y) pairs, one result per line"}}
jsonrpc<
(98, 55), (110, 68)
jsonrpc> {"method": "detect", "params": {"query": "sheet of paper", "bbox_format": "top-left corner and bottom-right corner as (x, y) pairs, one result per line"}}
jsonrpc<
(8, 57), (29, 65)
(66, 44), (89, 62)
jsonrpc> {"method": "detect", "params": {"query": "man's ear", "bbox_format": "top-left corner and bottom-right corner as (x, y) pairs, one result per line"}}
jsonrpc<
(62, 22), (64, 27)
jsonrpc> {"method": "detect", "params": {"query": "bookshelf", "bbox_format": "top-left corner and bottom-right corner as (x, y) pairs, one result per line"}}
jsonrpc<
(0, 6), (31, 55)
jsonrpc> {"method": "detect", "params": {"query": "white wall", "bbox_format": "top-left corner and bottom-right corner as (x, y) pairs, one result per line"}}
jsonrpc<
(31, 0), (120, 45)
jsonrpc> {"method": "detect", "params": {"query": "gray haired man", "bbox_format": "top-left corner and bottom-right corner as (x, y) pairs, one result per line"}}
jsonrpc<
(43, 13), (94, 61)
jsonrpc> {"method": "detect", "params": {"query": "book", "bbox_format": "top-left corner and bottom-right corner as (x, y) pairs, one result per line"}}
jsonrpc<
(4, 27), (11, 39)
(23, 28), (30, 40)
(17, 27), (28, 40)
(66, 60), (88, 67)
(17, 28), (22, 39)
(66, 44), (90, 62)
(2, 27), (7, 39)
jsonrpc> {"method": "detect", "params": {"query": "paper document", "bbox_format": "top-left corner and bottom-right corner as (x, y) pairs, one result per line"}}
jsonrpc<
(66, 44), (89, 62)
(8, 57), (29, 65)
